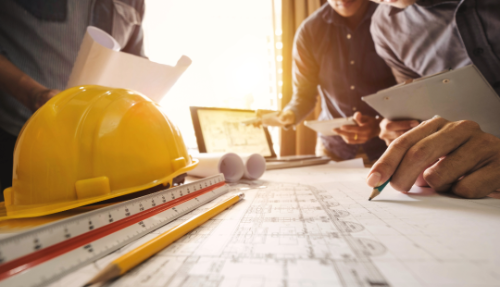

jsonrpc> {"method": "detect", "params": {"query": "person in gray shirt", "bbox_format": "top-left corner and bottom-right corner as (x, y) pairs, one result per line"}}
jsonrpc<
(0, 0), (146, 196)
(365, 0), (500, 198)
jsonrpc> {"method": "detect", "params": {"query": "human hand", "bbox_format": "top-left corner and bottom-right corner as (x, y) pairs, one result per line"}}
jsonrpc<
(250, 110), (296, 128)
(366, 117), (500, 198)
(333, 112), (381, 144)
(0, 54), (60, 113)
(379, 119), (420, 145)
(29, 88), (61, 112)
(275, 110), (295, 126)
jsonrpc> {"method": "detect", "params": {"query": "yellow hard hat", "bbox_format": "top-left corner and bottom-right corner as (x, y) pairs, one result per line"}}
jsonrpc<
(2, 85), (198, 219)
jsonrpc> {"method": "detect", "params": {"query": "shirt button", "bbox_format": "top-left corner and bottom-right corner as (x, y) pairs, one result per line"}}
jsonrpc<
(350, 85), (355, 90)
(352, 107), (357, 111)
(347, 34), (351, 39)
(350, 60), (355, 65)
(473, 48), (484, 56)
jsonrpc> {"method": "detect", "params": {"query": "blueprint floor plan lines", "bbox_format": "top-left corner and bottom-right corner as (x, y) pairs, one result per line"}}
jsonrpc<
(49, 181), (390, 287)
(48, 164), (500, 287)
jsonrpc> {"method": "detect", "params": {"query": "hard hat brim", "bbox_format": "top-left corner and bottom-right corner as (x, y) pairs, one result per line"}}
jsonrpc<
(0, 159), (199, 221)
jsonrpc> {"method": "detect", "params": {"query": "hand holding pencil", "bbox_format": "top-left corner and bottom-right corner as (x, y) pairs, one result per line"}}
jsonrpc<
(367, 116), (500, 199)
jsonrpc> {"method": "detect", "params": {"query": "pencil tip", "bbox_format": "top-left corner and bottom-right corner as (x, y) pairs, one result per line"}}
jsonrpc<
(368, 197), (372, 201)
(84, 264), (121, 287)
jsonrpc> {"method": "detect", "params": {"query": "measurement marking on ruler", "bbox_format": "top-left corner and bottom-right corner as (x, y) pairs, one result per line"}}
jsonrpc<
(0, 176), (226, 283)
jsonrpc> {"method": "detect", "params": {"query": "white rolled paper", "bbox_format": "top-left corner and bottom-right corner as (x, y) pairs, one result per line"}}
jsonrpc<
(188, 153), (245, 182)
(240, 153), (266, 180)
(188, 153), (267, 182)
(67, 26), (190, 104)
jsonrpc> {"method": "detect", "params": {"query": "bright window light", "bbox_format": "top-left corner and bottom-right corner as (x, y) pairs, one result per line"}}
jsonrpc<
(143, 0), (279, 150)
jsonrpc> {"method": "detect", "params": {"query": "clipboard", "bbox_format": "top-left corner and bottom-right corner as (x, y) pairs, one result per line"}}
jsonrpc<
(362, 65), (500, 138)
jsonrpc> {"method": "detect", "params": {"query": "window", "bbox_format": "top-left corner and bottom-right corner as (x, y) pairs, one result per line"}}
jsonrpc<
(143, 0), (281, 152)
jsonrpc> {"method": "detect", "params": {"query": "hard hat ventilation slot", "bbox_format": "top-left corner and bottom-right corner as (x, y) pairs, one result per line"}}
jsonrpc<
(75, 176), (111, 199)
(171, 157), (186, 171)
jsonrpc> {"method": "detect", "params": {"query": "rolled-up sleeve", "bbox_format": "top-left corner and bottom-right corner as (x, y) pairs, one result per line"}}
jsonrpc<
(284, 24), (321, 124)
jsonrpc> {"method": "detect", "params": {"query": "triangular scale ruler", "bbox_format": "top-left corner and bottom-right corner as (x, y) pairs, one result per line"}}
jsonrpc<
(0, 174), (227, 287)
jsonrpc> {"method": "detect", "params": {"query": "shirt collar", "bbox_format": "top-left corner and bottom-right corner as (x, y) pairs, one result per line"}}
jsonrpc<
(389, 0), (461, 16)
(321, 1), (378, 29)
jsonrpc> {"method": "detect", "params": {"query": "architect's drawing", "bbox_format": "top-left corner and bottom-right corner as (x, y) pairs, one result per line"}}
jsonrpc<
(49, 165), (500, 287)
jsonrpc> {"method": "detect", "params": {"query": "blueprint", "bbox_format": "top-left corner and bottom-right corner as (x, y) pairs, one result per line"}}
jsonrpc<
(49, 163), (500, 287)
(197, 109), (272, 156)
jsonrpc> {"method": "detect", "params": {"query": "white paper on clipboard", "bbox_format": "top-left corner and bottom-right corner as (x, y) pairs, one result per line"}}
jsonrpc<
(362, 65), (500, 138)
(304, 118), (355, 136)
(67, 26), (191, 103)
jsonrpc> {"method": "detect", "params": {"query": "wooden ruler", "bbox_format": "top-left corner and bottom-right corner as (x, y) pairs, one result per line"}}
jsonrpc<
(0, 174), (227, 287)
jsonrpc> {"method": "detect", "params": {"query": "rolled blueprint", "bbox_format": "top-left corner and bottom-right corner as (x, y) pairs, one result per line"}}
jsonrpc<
(240, 153), (266, 180)
(188, 153), (266, 182)
(188, 153), (245, 182)
(67, 26), (191, 103)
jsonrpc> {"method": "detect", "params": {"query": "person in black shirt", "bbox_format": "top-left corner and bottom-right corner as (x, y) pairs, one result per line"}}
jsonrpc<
(263, 0), (396, 163)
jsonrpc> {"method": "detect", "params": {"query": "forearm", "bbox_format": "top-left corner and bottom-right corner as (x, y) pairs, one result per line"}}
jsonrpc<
(0, 55), (47, 110)
(288, 26), (320, 124)
(284, 91), (318, 124)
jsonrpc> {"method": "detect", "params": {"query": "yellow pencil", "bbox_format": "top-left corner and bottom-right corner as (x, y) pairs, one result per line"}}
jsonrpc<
(84, 193), (245, 286)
